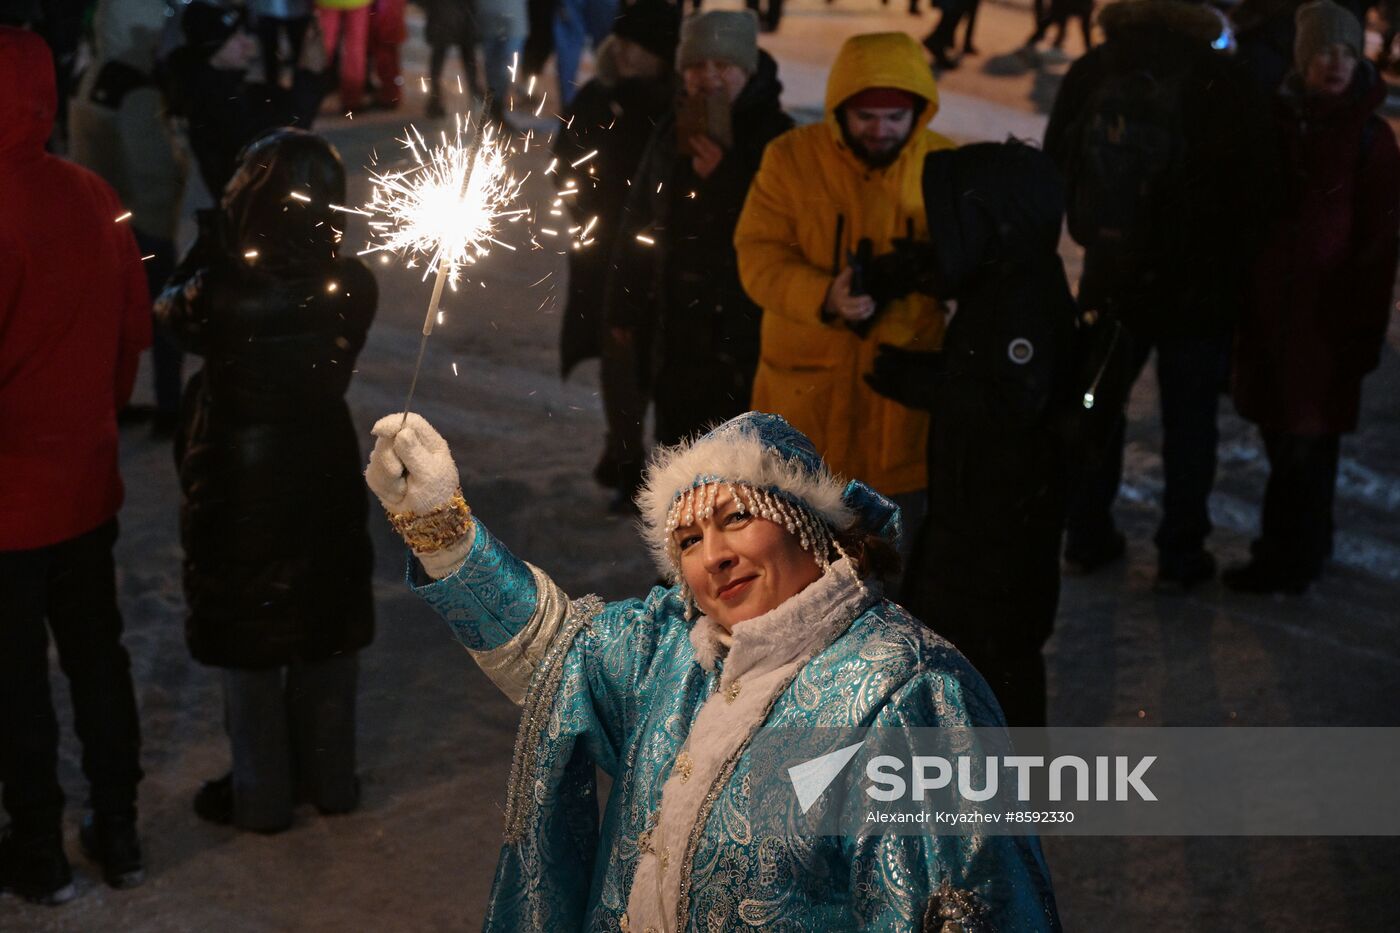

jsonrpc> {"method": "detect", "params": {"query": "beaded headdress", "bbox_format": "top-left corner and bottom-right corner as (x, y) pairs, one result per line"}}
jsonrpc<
(636, 413), (902, 607)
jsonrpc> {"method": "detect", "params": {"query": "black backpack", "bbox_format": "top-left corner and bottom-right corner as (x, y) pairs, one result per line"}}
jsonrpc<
(1065, 67), (1190, 267)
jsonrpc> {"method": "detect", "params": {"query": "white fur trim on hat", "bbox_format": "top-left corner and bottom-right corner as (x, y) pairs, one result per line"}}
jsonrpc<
(636, 430), (857, 579)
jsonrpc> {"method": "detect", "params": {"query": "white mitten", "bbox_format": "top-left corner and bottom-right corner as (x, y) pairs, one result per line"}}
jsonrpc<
(365, 413), (473, 579)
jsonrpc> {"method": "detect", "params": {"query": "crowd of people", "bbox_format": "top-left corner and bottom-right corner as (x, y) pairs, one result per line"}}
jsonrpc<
(1, 0), (1397, 924)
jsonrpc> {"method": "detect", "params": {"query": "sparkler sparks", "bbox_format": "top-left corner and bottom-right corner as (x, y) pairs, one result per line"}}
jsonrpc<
(340, 114), (528, 422)
(350, 117), (527, 288)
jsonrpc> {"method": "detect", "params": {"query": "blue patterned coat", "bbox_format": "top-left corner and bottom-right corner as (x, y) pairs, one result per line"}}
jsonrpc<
(413, 519), (1061, 932)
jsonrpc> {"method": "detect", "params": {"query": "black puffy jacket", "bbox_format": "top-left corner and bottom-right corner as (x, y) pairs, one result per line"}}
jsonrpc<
(156, 130), (376, 669)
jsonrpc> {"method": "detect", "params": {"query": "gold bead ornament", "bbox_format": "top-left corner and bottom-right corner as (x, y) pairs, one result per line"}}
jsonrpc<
(385, 491), (473, 553)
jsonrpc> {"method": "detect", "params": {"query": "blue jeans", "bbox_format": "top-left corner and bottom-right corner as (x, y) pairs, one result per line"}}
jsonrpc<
(1065, 332), (1231, 564)
(553, 0), (617, 104)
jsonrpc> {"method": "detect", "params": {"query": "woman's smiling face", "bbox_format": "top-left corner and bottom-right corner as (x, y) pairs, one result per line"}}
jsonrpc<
(674, 487), (824, 631)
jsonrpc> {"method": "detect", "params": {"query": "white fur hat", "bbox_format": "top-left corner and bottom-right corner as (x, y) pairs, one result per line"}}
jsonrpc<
(635, 412), (901, 580)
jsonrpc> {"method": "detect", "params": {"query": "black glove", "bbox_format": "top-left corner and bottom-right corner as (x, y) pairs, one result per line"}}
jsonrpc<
(865, 238), (938, 307)
(864, 343), (944, 411)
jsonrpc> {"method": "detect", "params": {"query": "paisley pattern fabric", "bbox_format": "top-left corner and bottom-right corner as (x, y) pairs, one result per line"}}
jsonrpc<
(411, 520), (1061, 932)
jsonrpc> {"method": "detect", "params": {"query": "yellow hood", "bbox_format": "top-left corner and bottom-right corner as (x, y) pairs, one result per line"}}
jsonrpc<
(823, 32), (941, 132)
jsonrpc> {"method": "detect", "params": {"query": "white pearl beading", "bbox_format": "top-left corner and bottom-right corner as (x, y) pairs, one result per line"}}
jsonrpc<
(664, 482), (860, 619)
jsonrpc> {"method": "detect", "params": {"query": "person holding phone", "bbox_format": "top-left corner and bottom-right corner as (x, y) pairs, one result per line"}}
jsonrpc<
(602, 10), (793, 503)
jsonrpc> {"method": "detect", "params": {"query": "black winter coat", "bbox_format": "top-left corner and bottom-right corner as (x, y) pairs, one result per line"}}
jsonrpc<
(868, 142), (1080, 727)
(554, 69), (674, 377)
(1043, 0), (1280, 337)
(157, 196), (376, 669)
(605, 50), (793, 446)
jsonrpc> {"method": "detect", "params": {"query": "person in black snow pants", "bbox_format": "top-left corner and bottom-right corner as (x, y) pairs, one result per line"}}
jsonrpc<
(156, 129), (377, 834)
(865, 141), (1080, 727)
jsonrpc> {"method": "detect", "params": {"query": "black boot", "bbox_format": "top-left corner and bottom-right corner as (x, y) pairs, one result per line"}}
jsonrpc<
(608, 461), (644, 515)
(193, 774), (291, 834)
(1155, 549), (1216, 593)
(924, 37), (959, 71)
(1222, 560), (1311, 595)
(311, 776), (361, 817)
(79, 811), (144, 890)
(0, 824), (75, 906)
(1062, 530), (1126, 575)
(593, 450), (624, 490)
(192, 774), (234, 826)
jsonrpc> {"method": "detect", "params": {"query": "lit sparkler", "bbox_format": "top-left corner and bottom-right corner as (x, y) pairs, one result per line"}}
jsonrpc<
(338, 114), (527, 423)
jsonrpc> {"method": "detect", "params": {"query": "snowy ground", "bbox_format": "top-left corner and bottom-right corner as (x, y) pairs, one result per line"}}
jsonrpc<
(5, 2), (1400, 930)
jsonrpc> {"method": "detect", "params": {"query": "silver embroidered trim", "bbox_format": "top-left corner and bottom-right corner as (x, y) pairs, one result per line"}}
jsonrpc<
(467, 563), (569, 706)
(503, 592), (606, 844)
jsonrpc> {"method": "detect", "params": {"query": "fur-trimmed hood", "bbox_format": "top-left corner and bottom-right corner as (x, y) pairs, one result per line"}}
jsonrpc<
(1098, 0), (1229, 46)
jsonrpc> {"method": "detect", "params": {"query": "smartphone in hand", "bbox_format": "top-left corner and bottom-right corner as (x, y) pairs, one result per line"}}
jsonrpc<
(676, 92), (732, 155)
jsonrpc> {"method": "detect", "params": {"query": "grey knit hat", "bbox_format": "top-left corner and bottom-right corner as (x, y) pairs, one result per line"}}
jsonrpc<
(676, 10), (760, 76)
(1294, 0), (1363, 73)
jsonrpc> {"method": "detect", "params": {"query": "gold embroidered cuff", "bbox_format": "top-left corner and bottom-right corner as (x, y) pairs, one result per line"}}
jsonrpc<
(386, 491), (473, 554)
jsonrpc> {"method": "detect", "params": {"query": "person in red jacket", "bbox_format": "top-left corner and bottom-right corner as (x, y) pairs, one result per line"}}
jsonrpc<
(1227, 0), (1400, 593)
(0, 26), (151, 905)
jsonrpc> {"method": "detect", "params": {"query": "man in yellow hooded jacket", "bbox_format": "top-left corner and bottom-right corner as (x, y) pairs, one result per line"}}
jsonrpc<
(735, 32), (953, 509)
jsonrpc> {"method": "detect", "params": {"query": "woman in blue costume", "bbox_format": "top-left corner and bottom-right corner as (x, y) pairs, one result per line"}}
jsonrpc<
(365, 410), (1060, 932)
